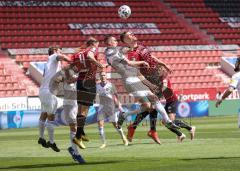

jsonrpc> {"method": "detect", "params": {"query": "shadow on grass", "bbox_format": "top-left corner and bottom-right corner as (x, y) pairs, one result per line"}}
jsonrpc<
(182, 156), (240, 161)
(0, 160), (121, 170)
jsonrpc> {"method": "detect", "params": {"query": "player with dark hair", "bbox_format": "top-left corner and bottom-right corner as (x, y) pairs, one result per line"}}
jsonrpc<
(104, 35), (181, 140)
(128, 77), (196, 142)
(70, 37), (106, 149)
(120, 31), (186, 143)
(38, 46), (70, 152)
(162, 79), (196, 141)
(49, 63), (85, 163)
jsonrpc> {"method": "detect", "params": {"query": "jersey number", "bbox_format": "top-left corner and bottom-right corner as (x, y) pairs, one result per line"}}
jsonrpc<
(79, 53), (86, 68)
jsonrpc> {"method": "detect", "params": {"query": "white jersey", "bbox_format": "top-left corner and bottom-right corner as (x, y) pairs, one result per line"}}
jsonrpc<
(63, 69), (78, 106)
(96, 82), (116, 112)
(40, 54), (61, 90)
(230, 72), (240, 93)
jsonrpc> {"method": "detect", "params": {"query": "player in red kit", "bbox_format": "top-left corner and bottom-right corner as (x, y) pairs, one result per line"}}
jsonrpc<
(120, 31), (186, 143)
(70, 37), (105, 149)
(161, 79), (196, 141)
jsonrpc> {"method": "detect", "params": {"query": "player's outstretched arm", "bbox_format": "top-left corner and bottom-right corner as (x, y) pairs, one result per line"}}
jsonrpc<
(152, 55), (172, 73)
(87, 51), (107, 69)
(215, 87), (234, 108)
(56, 54), (71, 63)
(125, 57), (149, 68)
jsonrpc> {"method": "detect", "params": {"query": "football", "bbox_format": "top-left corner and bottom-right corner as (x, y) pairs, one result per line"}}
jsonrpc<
(118, 5), (131, 19)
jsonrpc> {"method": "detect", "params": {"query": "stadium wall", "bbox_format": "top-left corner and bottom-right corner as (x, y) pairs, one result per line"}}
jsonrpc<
(0, 99), (239, 129)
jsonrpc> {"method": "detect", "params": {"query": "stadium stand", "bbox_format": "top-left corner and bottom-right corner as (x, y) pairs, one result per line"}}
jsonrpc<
(0, 51), (38, 97)
(0, 0), (236, 97)
(164, 0), (240, 45)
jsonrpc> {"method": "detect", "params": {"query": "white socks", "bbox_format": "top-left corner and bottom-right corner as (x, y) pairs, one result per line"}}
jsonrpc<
(154, 101), (171, 123)
(116, 127), (125, 139)
(70, 131), (79, 155)
(39, 120), (45, 139)
(46, 120), (55, 144)
(99, 127), (106, 144)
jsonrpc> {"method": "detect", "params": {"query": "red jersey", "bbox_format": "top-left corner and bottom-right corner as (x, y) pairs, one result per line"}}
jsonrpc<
(127, 44), (157, 75)
(162, 79), (178, 103)
(71, 47), (98, 80)
(127, 43), (168, 86)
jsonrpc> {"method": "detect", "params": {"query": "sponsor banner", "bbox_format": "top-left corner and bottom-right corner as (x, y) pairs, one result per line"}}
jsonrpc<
(27, 96), (63, 110)
(0, 1), (115, 7)
(150, 44), (239, 52)
(0, 96), (64, 112)
(0, 104), (137, 129)
(69, 23), (161, 35)
(27, 97), (41, 110)
(0, 110), (40, 129)
(69, 23), (158, 29)
(0, 97), (28, 111)
(81, 29), (160, 35)
(175, 88), (227, 101)
(228, 23), (240, 28)
(219, 17), (240, 28)
(176, 100), (209, 118)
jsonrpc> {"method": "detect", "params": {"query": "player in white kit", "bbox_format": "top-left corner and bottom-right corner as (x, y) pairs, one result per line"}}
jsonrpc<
(104, 35), (180, 136)
(49, 63), (85, 163)
(216, 57), (240, 107)
(38, 46), (70, 152)
(96, 71), (128, 148)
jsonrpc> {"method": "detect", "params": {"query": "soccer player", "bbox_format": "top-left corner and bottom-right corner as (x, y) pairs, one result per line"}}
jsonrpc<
(96, 71), (128, 148)
(104, 35), (180, 136)
(216, 57), (240, 107)
(49, 63), (85, 163)
(162, 79), (196, 141)
(70, 37), (105, 149)
(38, 46), (70, 152)
(120, 31), (185, 143)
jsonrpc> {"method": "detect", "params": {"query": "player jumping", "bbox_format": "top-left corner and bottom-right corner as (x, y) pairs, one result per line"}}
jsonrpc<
(104, 35), (180, 136)
(120, 31), (186, 143)
(49, 64), (85, 163)
(70, 37), (105, 149)
(38, 46), (70, 152)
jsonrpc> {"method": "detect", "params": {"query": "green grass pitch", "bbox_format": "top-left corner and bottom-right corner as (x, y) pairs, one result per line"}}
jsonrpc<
(0, 116), (240, 171)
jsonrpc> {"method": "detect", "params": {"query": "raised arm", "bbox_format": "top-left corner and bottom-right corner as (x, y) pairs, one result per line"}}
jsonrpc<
(215, 87), (234, 108)
(87, 51), (106, 69)
(124, 57), (149, 68)
(151, 55), (172, 73)
(56, 54), (71, 63)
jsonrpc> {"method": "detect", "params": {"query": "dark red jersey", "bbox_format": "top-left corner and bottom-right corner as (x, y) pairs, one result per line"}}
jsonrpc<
(127, 44), (157, 75)
(162, 79), (178, 103)
(71, 47), (98, 80)
(127, 43), (168, 86)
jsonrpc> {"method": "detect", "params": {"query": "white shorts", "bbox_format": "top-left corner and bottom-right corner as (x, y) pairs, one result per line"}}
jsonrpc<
(39, 89), (58, 114)
(125, 77), (153, 98)
(97, 106), (117, 123)
(64, 104), (77, 124)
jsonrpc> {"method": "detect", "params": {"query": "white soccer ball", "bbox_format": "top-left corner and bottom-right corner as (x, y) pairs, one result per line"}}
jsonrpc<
(118, 5), (131, 19)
